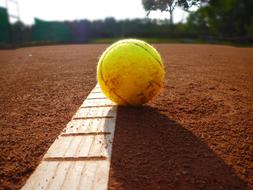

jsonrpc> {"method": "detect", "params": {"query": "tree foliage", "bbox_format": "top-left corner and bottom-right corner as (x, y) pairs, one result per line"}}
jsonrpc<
(142, 0), (200, 25)
(187, 0), (253, 37)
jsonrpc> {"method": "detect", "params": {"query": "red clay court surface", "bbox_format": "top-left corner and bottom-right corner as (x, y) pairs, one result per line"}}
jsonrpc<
(0, 44), (252, 190)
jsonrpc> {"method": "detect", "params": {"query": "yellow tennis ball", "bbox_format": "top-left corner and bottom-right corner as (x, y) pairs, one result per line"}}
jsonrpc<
(97, 39), (165, 106)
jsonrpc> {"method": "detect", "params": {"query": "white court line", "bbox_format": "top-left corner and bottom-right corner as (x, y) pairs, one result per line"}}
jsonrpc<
(22, 84), (117, 190)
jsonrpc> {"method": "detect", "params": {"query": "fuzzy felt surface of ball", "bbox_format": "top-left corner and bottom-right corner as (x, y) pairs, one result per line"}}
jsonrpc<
(97, 39), (165, 105)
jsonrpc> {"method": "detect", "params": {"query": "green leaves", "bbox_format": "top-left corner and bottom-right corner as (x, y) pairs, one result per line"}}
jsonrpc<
(142, 0), (200, 12)
(142, 0), (201, 25)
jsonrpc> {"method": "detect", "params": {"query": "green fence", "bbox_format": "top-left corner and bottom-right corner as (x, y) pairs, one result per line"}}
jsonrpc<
(0, 6), (10, 44)
(33, 18), (71, 42)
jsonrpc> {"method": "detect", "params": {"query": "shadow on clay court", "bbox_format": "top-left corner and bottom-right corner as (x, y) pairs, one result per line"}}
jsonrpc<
(107, 105), (247, 190)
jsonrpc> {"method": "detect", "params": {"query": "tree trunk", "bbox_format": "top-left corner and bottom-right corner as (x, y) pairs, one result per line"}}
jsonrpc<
(169, 6), (173, 26)
(168, 5), (174, 33)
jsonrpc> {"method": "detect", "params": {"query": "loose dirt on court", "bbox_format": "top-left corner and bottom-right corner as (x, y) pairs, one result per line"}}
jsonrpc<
(0, 44), (252, 190)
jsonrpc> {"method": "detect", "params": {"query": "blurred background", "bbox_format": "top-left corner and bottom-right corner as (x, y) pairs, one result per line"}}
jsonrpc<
(0, 0), (253, 48)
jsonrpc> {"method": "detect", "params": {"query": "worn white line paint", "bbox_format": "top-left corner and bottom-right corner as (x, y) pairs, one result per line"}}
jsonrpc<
(22, 84), (117, 190)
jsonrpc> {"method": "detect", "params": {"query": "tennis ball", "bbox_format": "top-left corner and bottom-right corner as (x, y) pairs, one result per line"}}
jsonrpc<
(97, 39), (165, 106)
